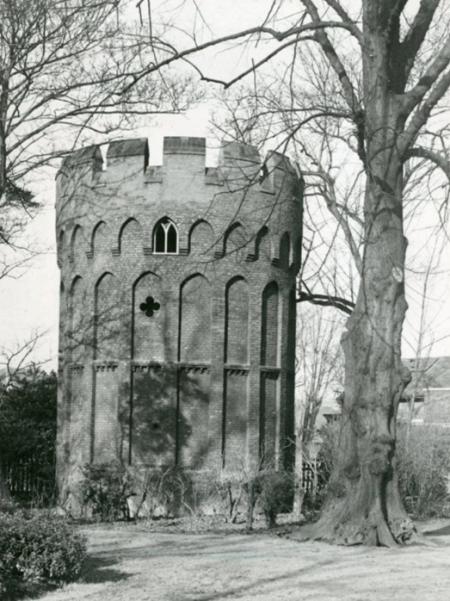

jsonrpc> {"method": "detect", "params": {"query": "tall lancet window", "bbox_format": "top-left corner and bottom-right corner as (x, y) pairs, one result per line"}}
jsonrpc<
(153, 218), (178, 254)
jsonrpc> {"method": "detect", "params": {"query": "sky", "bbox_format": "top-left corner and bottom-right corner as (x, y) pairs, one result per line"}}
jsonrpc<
(1, 0), (450, 373)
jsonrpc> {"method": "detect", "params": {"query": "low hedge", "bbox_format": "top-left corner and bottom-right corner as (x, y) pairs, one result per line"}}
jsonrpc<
(0, 511), (86, 597)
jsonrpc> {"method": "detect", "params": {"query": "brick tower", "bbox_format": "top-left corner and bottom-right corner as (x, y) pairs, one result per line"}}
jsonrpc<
(55, 137), (303, 507)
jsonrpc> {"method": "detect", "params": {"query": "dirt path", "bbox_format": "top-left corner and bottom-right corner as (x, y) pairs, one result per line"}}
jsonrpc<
(31, 521), (450, 601)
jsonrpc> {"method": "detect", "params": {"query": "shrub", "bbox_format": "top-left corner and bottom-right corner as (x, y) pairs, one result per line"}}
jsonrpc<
(245, 469), (294, 529)
(212, 475), (245, 523)
(257, 470), (294, 527)
(0, 498), (19, 515)
(137, 467), (196, 518)
(120, 468), (226, 521)
(0, 369), (57, 505)
(396, 424), (450, 518)
(0, 512), (86, 597)
(81, 462), (134, 521)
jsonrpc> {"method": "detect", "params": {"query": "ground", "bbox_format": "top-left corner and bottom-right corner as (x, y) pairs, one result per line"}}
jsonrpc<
(28, 519), (450, 601)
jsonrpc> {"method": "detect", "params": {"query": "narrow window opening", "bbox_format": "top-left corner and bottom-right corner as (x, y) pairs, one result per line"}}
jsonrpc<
(153, 218), (178, 254)
(167, 224), (177, 252)
(155, 225), (166, 252)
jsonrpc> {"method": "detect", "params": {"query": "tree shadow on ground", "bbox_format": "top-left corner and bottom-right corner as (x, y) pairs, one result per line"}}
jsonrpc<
(177, 559), (338, 601)
(2, 582), (58, 601)
(85, 535), (248, 562)
(81, 554), (132, 584)
(423, 524), (450, 537)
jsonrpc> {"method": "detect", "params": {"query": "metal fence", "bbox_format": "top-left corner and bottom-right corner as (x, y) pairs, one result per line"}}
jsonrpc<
(2, 458), (322, 504)
(1, 458), (55, 503)
(301, 460), (328, 495)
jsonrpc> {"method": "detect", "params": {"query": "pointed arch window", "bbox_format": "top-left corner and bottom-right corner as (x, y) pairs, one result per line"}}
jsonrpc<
(153, 218), (178, 254)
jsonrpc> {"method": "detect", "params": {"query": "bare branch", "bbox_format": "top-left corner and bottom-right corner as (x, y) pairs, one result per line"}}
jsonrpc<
(322, 0), (363, 45)
(405, 145), (450, 181)
(300, 150), (363, 275)
(0, 0), (197, 259)
(123, 19), (365, 94)
(400, 0), (440, 83)
(300, 0), (360, 114)
(0, 330), (48, 389)
(401, 36), (450, 120)
(297, 288), (355, 315)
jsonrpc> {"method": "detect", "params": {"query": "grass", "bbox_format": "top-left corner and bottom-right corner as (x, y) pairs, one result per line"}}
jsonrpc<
(19, 516), (450, 601)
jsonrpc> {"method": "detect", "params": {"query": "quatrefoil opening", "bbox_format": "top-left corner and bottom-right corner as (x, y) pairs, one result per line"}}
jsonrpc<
(140, 295), (161, 317)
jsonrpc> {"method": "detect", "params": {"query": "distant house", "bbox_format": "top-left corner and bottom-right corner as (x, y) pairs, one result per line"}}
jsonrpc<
(315, 358), (450, 427)
(400, 357), (450, 426)
(321, 406), (341, 424)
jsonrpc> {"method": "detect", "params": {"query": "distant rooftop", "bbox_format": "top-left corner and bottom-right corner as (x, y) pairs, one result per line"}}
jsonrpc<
(404, 356), (450, 389)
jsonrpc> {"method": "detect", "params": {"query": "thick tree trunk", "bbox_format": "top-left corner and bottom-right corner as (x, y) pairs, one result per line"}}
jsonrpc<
(310, 19), (419, 541)
(311, 163), (414, 545)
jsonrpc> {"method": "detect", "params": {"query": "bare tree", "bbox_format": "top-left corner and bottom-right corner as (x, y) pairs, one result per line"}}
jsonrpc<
(0, 0), (197, 251)
(124, 0), (450, 545)
(294, 305), (344, 517)
(0, 330), (49, 390)
(402, 233), (448, 440)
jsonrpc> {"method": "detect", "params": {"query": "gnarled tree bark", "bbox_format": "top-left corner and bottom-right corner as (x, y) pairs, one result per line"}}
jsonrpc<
(312, 161), (414, 545)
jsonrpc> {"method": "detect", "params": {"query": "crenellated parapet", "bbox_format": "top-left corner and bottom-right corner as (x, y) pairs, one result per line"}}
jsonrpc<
(56, 136), (303, 275)
(56, 136), (301, 198)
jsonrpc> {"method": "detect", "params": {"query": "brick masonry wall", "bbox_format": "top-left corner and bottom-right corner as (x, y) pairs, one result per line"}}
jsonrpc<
(55, 136), (303, 501)
(225, 277), (249, 364)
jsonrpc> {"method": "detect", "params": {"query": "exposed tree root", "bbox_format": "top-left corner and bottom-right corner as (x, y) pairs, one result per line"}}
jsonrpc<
(304, 498), (416, 547)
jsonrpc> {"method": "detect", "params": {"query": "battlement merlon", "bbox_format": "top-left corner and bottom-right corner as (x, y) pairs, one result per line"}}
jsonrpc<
(55, 136), (302, 198)
(108, 138), (149, 163)
(59, 144), (103, 171)
(163, 136), (206, 156)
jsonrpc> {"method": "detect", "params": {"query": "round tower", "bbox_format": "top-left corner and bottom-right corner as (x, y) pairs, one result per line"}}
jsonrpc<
(55, 136), (303, 508)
